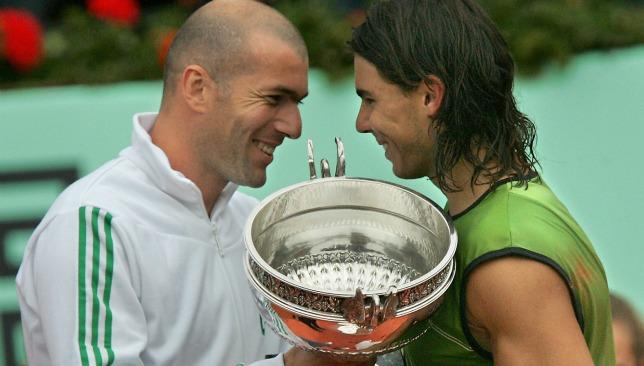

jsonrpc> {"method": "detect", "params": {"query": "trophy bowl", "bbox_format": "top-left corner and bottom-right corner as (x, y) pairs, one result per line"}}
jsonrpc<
(243, 139), (457, 358)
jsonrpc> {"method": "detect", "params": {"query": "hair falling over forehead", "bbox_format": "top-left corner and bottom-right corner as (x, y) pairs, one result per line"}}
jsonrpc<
(350, 0), (540, 192)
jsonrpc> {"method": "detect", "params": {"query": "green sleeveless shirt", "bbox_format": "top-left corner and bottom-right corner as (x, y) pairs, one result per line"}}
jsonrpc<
(403, 175), (615, 365)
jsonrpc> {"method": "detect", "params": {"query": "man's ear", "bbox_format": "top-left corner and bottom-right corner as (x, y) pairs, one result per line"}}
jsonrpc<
(420, 75), (445, 119)
(181, 65), (217, 113)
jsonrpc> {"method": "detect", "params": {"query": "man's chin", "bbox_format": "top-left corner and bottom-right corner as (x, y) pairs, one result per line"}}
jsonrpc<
(239, 173), (267, 188)
(392, 164), (410, 179)
(393, 165), (424, 180)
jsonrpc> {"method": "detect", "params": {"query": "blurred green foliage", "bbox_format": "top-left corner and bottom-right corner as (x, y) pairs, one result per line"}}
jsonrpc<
(273, 0), (359, 80)
(276, 0), (644, 77)
(480, 0), (644, 74)
(0, 4), (191, 88)
(1, 0), (643, 88)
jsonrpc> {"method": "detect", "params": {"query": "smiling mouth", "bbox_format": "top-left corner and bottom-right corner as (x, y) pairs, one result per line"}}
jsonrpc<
(254, 140), (276, 156)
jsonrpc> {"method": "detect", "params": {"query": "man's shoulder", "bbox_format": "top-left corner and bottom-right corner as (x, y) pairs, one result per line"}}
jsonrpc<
(47, 157), (139, 215)
(35, 155), (159, 236)
(20, 157), (139, 268)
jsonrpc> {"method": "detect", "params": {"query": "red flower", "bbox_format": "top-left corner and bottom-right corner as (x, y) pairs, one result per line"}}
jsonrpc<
(157, 29), (177, 69)
(87, 0), (141, 26)
(0, 8), (44, 72)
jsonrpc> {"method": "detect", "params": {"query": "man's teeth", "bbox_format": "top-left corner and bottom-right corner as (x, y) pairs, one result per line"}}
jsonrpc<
(256, 141), (275, 155)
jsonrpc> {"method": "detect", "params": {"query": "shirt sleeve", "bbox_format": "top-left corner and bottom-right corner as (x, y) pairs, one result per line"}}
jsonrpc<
(17, 206), (147, 365)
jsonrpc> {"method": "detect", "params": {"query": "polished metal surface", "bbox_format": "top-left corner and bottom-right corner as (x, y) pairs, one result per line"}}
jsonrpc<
(278, 252), (420, 293)
(243, 138), (457, 357)
(245, 256), (454, 356)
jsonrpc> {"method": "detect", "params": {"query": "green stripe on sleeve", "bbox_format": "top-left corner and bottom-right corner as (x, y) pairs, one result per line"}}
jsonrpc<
(78, 207), (90, 366)
(103, 212), (115, 365)
(90, 207), (104, 365)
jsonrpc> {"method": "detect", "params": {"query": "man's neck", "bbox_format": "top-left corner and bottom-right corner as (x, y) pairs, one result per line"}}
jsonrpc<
(443, 182), (491, 217)
(151, 111), (227, 216)
(434, 161), (500, 217)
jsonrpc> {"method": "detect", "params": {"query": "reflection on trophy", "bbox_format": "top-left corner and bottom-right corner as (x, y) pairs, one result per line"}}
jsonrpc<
(243, 138), (457, 360)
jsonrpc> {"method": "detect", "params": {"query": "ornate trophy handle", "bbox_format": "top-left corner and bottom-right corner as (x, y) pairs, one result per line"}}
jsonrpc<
(307, 139), (317, 179)
(334, 137), (346, 177)
(307, 138), (346, 180)
(341, 286), (399, 328)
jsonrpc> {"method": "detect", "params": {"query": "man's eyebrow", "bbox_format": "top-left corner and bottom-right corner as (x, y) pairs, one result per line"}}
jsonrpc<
(272, 86), (308, 102)
(356, 89), (370, 98)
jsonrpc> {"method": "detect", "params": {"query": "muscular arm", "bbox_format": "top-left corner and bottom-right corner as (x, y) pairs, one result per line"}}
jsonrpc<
(465, 256), (593, 366)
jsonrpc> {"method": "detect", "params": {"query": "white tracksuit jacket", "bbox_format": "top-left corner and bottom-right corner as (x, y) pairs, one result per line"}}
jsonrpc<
(16, 113), (286, 366)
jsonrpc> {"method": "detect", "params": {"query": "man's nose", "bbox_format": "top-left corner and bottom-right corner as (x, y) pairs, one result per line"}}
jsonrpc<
(275, 104), (302, 139)
(355, 113), (371, 133)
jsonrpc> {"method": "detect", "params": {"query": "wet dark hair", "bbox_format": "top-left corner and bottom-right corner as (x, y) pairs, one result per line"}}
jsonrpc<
(349, 0), (539, 192)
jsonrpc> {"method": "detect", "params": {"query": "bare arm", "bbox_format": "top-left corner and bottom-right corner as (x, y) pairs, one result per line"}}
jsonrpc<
(465, 256), (593, 366)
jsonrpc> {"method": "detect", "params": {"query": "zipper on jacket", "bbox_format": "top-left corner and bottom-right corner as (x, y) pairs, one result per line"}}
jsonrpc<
(211, 224), (224, 257)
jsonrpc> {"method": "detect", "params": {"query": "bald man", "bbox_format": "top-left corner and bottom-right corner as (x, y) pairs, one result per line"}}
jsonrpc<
(16, 1), (308, 365)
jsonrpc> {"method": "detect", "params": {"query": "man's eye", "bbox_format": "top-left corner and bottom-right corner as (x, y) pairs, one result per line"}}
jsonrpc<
(363, 97), (375, 106)
(265, 95), (282, 105)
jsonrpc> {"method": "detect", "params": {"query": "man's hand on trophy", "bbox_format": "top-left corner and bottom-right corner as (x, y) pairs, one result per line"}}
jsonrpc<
(283, 348), (376, 366)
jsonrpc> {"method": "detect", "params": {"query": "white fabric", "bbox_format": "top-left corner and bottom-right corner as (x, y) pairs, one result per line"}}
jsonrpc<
(17, 113), (286, 366)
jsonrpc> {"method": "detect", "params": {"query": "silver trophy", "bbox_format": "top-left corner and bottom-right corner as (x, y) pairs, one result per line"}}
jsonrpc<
(243, 138), (457, 359)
